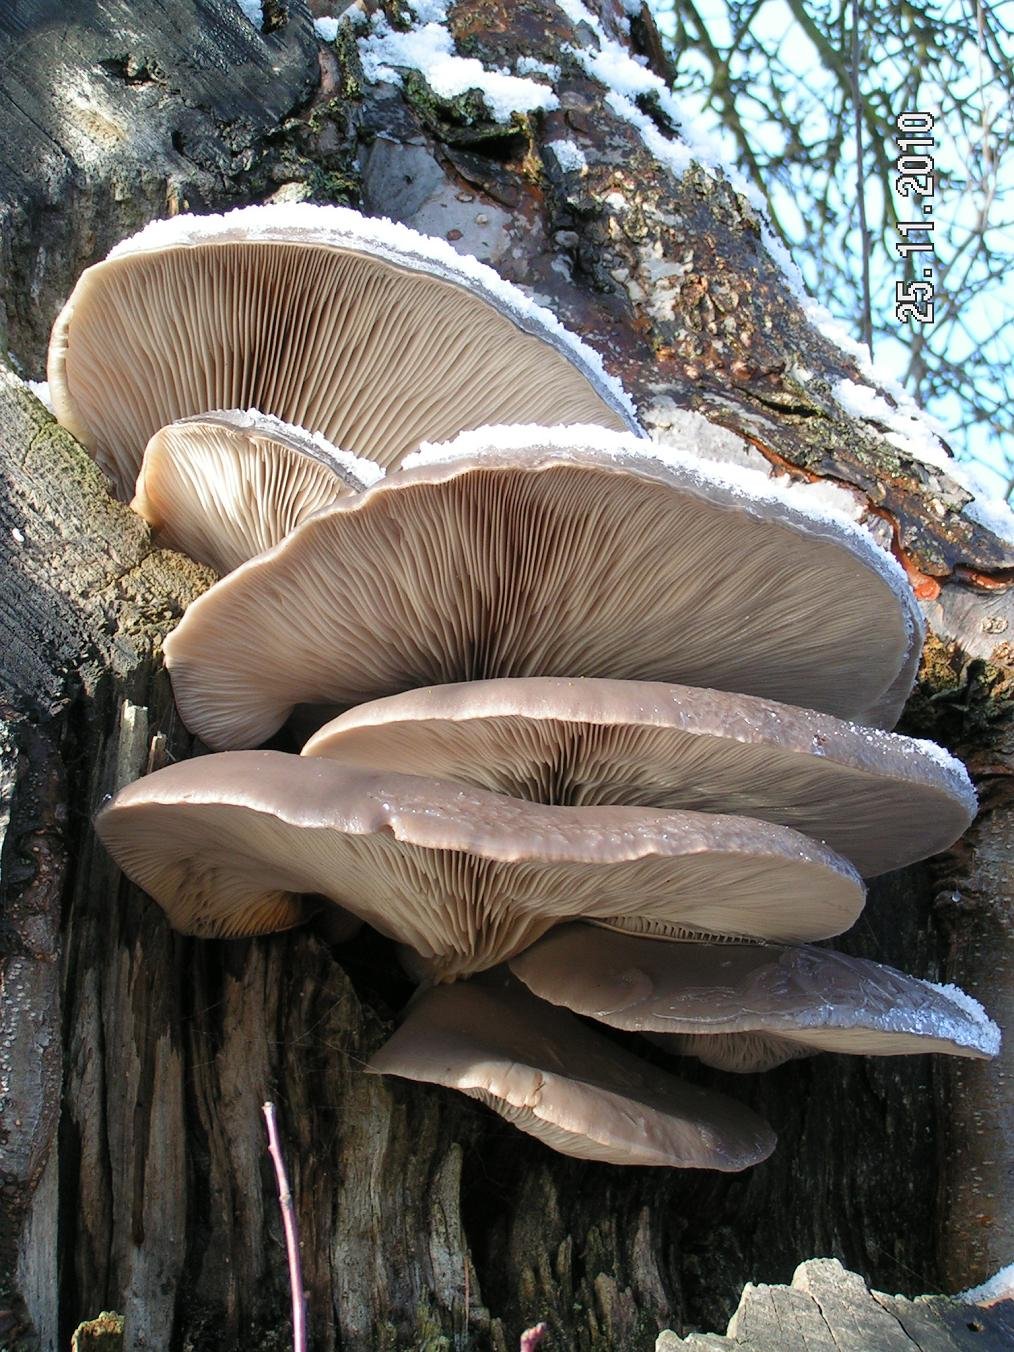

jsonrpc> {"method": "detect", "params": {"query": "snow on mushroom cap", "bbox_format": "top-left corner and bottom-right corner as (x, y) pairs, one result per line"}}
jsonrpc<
(367, 979), (777, 1169)
(132, 409), (382, 574)
(164, 428), (923, 751)
(302, 676), (975, 877)
(48, 202), (639, 497)
(404, 422), (913, 606)
(94, 753), (865, 979)
(509, 925), (1001, 1069)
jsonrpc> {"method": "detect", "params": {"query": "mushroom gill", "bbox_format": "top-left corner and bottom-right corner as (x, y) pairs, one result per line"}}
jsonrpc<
(95, 753), (864, 980)
(163, 427), (923, 751)
(302, 676), (975, 877)
(48, 202), (637, 498)
(132, 409), (382, 574)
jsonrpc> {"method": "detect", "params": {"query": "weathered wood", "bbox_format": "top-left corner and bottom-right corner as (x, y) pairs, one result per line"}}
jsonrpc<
(0, 0), (320, 367)
(0, 1), (1011, 1348)
(655, 1259), (1014, 1351)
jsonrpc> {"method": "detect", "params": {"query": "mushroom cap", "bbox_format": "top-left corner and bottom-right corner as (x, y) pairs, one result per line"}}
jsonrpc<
(509, 924), (1001, 1068)
(94, 753), (864, 980)
(132, 409), (383, 574)
(163, 428), (923, 750)
(47, 202), (638, 498)
(367, 980), (777, 1169)
(302, 676), (974, 876)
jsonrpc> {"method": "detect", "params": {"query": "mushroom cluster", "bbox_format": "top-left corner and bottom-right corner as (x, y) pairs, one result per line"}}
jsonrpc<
(64, 202), (999, 1171)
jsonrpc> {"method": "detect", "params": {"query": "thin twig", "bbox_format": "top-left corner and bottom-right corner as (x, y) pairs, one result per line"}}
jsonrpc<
(263, 1101), (308, 1352)
(850, 0), (874, 356)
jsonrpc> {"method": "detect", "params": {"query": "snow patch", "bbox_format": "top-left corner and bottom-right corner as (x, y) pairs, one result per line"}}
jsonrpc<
(646, 405), (898, 538)
(959, 1264), (1014, 1305)
(313, 5), (366, 40)
(546, 139), (588, 173)
(27, 380), (53, 413)
(515, 56), (561, 82)
(233, 0), (264, 29)
(555, 0), (730, 176)
(781, 477), (866, 525)
(106, 203), (640, 432)
(835, 378), (1014, 544)
(358, 0), (558, 123)
(835, 378), (952, 473)
(954, 461), (1014, 545)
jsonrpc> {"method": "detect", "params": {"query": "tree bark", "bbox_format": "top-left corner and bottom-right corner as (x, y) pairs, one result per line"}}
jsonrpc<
(1, 2), (1011, 1348)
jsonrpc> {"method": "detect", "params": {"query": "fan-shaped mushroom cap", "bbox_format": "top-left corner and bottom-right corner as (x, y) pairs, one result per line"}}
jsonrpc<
(509, 924), (1001, 1071)
(48, 203), (638, 498)
(131, 409), (383, 574)
(303, 677), (974, 876)
(367, 980), (776, 1168)
(94, 754), (864, 979)
(164, 427), (922, 750)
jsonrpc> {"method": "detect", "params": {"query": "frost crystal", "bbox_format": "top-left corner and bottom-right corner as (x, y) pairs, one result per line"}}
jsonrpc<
(921, 981), (1001, 1056)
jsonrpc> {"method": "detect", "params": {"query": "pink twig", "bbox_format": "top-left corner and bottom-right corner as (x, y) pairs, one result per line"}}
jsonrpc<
(262, 1101), (307, 1352)
(520, 1321), (548, 1350)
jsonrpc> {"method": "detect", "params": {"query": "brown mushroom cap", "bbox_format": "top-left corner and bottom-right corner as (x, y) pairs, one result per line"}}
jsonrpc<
(302, 677), (974, 876)
(94, 753), (864, 980)
(131, 409), (383, 574)
(367, 980), (777, 1168)
(47, 203), (637, 498)
(163, 429), (922, 750)
(509, 924), (1001, 1070)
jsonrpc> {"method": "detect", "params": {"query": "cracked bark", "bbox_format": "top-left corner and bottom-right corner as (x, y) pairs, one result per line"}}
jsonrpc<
(0, 1), (1011, 1349)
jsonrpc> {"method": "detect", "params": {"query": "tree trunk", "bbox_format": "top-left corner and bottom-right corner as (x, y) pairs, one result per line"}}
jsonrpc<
(1, 2), (1011, 1348)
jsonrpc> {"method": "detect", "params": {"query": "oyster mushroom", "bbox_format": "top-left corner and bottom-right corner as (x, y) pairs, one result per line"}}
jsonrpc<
(509, 924), (1001, 1071)
(163, 426), (923, 750)
(48, 202), (638, 497)
(94, 753), (864, 980)
(368, 979), (776, 1168)
(132, 409), (383, 574)
(302, 676), (975, 876)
